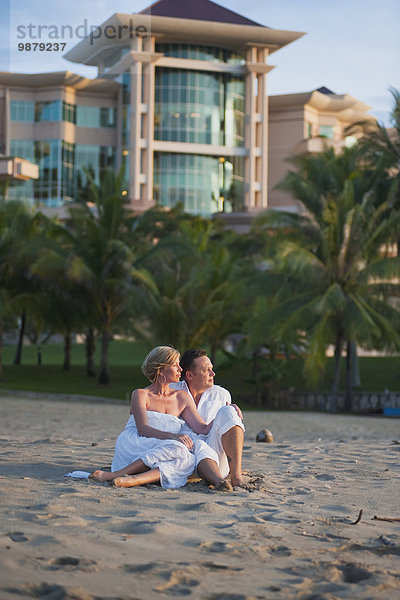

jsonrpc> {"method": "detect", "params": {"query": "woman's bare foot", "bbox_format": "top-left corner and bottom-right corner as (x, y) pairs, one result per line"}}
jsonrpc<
(89, 470), (114, 483)
(113, 475), (137, 488)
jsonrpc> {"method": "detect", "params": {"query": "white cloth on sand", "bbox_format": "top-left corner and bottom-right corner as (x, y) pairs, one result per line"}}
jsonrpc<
(111, 411), (196, 489)
(64, 471), (91, 479)
(171, 382), (245, 478)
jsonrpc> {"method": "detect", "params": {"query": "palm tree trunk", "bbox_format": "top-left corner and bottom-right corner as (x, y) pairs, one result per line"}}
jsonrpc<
(63, 332), (72, 371)
(85, 328), (96, 377)
(330, 331), (343, 413)
(252, 349), (262, 407)
(344, 340), (353, 412)
(210, 341), (217, 367)
(351, 342), (361, 387)
(0, 317), (3, 379)
(98, 327), (111, 384)
(13, 310), (26, 365)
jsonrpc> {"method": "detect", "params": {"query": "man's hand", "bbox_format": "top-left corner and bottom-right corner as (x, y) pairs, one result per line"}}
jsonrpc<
(228, 403), (243, 420)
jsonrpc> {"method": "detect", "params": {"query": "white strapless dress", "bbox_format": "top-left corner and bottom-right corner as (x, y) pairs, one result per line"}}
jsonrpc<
(111, 411), (196, 489)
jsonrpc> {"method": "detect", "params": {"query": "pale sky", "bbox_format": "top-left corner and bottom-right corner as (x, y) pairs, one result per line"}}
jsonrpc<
(1, 0), (399, 124)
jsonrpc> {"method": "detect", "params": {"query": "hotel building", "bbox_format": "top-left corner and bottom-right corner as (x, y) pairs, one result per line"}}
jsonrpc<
(0, 0), (371, 221)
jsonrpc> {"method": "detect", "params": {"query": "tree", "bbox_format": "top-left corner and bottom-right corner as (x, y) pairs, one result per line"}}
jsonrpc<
(0, 201), (50, 376)
(66, 167), (139, 384)
(31, 229), (91, 371)
(253, 146), (400, 411)
(350, 88), (400, 251)
(133, 216), (247, 361)
(350, 88), (400, 187)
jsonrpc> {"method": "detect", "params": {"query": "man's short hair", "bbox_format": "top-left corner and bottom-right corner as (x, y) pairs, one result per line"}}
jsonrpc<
(180, 349), (207, 379)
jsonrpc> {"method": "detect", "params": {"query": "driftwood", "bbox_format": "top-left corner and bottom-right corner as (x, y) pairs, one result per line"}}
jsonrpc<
(373, 516), (400, 522)
(351, 509), (363, 525)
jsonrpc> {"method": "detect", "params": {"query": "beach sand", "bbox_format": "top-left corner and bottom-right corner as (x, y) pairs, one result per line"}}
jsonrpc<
(0, 394), (399, 599)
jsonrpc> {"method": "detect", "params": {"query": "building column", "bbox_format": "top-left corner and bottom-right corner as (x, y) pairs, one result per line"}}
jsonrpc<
(244, 46), (272, 212)
(4, 87), (10, 155)
(128, 37), (143, 205)
(245, 47), (257, 210)
(142, 35), (155, 205)
(256, 48), (269, 210)
(128, 35), (159, 212)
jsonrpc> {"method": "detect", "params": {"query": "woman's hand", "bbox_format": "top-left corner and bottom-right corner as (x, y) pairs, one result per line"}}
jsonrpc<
(172, 433), (194, 450)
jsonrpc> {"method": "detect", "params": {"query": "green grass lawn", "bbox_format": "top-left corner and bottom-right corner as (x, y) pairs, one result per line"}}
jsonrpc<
(1, 340), (399, 405)
(2, 339), (151, 367)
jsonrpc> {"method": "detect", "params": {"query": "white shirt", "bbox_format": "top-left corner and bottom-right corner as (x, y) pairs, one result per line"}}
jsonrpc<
(170, 380), (231, 424)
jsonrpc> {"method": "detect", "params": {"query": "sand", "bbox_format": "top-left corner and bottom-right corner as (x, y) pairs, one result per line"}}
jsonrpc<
(0, 394), (399, 600)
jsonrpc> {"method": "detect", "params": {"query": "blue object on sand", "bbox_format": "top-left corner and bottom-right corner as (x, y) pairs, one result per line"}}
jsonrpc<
(383, 407), (400, 416)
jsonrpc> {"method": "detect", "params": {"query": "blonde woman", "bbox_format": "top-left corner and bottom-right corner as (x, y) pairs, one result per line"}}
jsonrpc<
(90, 346), (231, 490)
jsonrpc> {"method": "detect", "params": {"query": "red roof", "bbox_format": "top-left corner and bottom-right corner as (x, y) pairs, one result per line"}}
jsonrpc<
(140, 0), (265, 27)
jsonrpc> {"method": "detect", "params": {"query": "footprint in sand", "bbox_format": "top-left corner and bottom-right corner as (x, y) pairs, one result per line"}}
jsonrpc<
(122, 562), (158, 573)
(337, 562), (373, 583)
(33, 513), (88, 527)
(314, 474), (336, 481)
(106, 518), (161, 535)
(6, 531), (28, 542)
(45, 556), (99, 572)
(198, 541), (241, 555)
(206, 594), (259, 600)
(269, 544), (292, 557)
(174, 502), (224, 514)
(154, 565), (202, 595)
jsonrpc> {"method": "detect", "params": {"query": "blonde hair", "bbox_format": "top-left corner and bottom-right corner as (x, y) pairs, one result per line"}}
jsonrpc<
(141, 346), (180, 383)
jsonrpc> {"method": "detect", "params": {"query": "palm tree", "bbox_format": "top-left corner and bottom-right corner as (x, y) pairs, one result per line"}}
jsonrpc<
(133, 217), (246, 361)
(349, 88), (400, 252)
(0, 201), (50, 375)
(31, 232), (91, 371)
(253, 146), (400, 411)
(66, 167), (139, 384)
(351, 88), (400, 184)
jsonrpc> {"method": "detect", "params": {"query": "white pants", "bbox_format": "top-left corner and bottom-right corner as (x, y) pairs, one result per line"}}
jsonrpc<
(189, 405), (245, 478)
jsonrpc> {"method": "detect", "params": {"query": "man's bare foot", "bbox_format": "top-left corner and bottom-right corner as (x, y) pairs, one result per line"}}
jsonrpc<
(89, 470), (114, 482)
(213, 479), (233, 492)
(113, 475), (137, 488)
(230, 476), (244, 488)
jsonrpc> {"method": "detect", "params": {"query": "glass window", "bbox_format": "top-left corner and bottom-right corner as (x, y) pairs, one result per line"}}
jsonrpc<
(75, 144), (115, 186)
(10, 139), (35, 161)
(156, 43), (245, 65)
(35, 100), (62, 122)
(63, 101), (76, 124)
(154, 68), (245, 148)
(9, 139), (115, 207)
(10, 100), (34, 122)
(319, 125), (334, 139)
(76, 105), (116, 128)
(33, 139), (61, 207)
(77, 106), (98, 128)
(153, 152), (244, 216)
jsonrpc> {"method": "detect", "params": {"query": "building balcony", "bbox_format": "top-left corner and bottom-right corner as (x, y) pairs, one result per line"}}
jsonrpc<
(0, 157), (39, 181)
(294, 136), (342, 155)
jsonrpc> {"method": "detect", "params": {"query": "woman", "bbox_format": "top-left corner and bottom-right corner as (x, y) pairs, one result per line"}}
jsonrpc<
(90, 346), (231, 490)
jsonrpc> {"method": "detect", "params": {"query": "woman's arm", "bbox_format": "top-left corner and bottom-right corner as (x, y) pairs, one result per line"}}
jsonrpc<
(178, 392), (213, 435)
(131, 390), (194, 449)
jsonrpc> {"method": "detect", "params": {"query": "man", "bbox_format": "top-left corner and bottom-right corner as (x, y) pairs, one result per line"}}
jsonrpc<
(171, 349), (244, 487)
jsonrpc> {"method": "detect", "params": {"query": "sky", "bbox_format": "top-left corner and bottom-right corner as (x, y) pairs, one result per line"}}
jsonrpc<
(0, 0), (399, 124)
